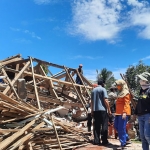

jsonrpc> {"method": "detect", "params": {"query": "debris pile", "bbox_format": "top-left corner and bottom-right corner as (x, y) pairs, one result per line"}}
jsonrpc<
(0, 54), (93, 149)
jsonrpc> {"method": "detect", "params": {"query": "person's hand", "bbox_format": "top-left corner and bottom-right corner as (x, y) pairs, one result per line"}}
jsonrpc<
(122, 113), (127, 119)
(132, 115), (137, 121)
(108, 111), (112, 116)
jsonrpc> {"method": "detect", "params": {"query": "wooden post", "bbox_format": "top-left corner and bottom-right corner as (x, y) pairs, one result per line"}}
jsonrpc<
(1, 68), (20, 100)
(30, 57), (41, 110)
(76, 69), (91, 98)
(0, 119), (36, 150)
(50, 115), (63, 150)
(64, 66), (88, 114)
(3, 61), (31, 95)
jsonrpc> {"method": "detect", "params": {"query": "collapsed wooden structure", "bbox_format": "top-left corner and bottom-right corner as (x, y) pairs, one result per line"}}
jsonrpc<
(0, 54), (93, 150)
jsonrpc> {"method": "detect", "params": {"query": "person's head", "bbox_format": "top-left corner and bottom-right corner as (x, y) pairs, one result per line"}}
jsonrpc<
(109, 86), (117, 92)
(137, 72), (150, 85)
(79, 64), (83, 68)
(114, 79), (128, 92)
(97, 78), (105, 87)
(93, 83), (98, 88)
(114, 79), (129, 98)
(137, 72), (150, 89)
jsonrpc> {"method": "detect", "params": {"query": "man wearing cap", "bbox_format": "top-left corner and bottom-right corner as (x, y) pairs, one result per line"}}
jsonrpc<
(75, 64), (83, 85)
(108, 86), (117, 137)
(134, 72), (150, 150)
(108, 86), (117, 122)
(91, 78), (111, 146)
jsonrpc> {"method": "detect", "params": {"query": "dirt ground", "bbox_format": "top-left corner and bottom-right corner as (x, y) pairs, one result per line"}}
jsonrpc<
(75, 139), (142, 150)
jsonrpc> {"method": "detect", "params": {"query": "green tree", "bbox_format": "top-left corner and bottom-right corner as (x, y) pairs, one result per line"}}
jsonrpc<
(125, 60), (150, 95)
(41, 64), (49, 75)
(96, 68), (115, 90)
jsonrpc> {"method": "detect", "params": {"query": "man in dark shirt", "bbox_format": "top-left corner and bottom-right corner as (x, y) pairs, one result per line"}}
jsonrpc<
(134, 72), (150, 150)
(91, 78), (111, 146)
(76, 64), (83, 85)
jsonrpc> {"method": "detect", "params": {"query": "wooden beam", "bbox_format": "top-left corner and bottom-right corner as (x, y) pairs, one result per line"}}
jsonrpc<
(3, 61), (31, 95)
(64, 67), (88, 114)
(23, 71), (92, 89)
(50, 115), (62, 150)
(30, 57), (41, 110)
(0, 119), (36, 150)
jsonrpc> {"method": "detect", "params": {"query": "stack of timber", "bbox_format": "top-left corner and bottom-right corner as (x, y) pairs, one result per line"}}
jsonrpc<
(0, 54), (93, 150)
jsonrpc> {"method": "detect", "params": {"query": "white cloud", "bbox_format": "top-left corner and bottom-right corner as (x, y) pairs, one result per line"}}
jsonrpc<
(13, 38), (32, 44)
(10, 27), (20, 32)
(24, 30), (41, 40)
(71, 0), (123, 41)
(132, 48), (137, 52)
(34, 0), (56, 5)
(69, 55), (103, 60)
(84, 70), (97, 81)
(128, 0), (150, 39)
(10, 27), (41, 40)
(141, 55), (150, 61)
(70, 0), (150, 41)
(84, 68), (127, 81)
(112, 68), (127, 79)
(127, 0), (146, 8)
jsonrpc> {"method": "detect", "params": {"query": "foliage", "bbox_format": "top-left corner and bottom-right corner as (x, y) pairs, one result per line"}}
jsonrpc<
(41, 64), (49, 75)
(125, 60), (150, 95)
(96, 68), (115, 90)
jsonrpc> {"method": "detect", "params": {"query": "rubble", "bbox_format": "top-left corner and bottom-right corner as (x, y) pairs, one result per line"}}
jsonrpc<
(0, 54), (93, 150)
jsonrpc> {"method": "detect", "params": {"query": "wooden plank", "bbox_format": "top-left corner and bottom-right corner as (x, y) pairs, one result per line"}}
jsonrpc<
(27, 93), (82, 107)
(1, 67), (20, 99)
(0, 54), (21, 62)
(0, 92), (37, 114)
(64, 67), (88, 114)
(3, 61), (31, 95)
(50, 115), (62, 150)
(15, 64), (20, 77)
(1, 57), (22, 66)
(49, 79), (59, 98)
(23, 71), (92, 89)
(8, 122), (45, 150)
(0, 119), (36, 150)
(30, 57), (41, 110)
(76, 69), (91, 98)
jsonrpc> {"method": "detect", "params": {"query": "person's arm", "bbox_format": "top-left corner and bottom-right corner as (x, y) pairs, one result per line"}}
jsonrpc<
(91, 91), (94, 116)
(103, 89), (111, 115)
(104, 98), (111, 115)
(122, 94), (130, 119)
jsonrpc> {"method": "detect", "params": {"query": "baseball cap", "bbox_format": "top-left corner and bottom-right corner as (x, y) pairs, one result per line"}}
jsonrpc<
(137, 72), (150, 81)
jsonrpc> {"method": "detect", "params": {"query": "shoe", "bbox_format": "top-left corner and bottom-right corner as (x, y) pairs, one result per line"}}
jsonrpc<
(102, 142), (113, 146)
(92, 141), (101, 145)
(116, 146), (127, 150)
(126, 140), (132, 145)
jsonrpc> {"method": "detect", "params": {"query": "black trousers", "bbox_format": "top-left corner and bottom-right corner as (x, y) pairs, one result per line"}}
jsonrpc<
(87, 113), (92, 131)
(93, 111), (108, 144)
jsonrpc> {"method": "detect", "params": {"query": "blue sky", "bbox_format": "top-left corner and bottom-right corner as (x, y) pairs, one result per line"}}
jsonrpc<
(0, 0), (150, 81)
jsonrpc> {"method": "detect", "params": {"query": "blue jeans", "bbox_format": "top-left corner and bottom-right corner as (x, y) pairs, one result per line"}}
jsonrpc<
(138, 113), (150, 150)
(114, 115), (129, 146)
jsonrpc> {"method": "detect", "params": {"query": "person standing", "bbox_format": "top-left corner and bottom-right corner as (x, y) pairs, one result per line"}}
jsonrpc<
(91, 78), (111, 146)
(113, 79), (131, 150)
(76, 64), (83, 85)
(108, 86), (117, 124)
(134, 72), (150, 150)
(108, 86), (117, 137)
